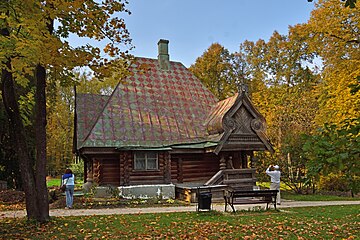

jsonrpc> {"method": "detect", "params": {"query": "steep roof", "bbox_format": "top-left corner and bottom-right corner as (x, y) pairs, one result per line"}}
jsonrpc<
(76, 93), (110, 148)
(77, 57), (218, 149)
(205, 90), (274, 154)
(205, 93), (238, 135)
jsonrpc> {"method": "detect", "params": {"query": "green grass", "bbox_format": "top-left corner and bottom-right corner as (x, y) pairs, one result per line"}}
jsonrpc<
(256, 182), (358, 201)
(0, 205), (359, 239)
(46, 178), (61, 187)
(256, 182), (291, 191)
(281, 191), (358, 201)
(47, 178), (82, 188)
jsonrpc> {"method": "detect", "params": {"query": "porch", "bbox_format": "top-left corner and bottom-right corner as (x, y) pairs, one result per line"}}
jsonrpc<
(175, 168), (258, 203)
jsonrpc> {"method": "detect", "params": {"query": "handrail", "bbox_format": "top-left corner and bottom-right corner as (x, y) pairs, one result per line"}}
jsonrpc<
(204, 170), (224, 186)
(204, 168), (257, 187)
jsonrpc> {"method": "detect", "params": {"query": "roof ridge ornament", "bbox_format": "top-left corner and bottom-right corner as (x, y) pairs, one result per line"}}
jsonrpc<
(237, 82), (249, 95)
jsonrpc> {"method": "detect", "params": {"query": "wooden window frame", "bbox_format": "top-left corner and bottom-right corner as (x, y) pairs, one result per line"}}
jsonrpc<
(134, 151), (159, 171)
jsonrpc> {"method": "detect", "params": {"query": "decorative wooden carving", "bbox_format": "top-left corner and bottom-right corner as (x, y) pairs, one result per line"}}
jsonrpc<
(213, 91), (274, 154)
(223, 116), (237, 131)
(251, 118), (265, 132)
(226, 156), (235, 169)
(219, 155), (226, 170)
(228, 134), (259, 142)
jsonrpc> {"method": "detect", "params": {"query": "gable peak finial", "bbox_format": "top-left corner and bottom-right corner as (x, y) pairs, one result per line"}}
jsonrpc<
(237, 82), (249, 95)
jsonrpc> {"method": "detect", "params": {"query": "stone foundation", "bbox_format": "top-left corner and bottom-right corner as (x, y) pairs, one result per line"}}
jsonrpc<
(118, 184), (175, 199)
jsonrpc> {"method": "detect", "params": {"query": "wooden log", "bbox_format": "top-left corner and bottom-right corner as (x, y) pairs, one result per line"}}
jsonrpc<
(129, 175), (165, 182)
(130, 180), (165, 185)
(177, 158), (183, 183)
(223, 178), (257, 185)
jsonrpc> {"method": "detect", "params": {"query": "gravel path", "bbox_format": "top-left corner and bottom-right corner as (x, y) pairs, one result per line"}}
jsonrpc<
(1, 200), (360, 219)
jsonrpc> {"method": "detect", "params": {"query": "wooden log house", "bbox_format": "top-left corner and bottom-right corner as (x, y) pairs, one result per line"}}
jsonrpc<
(74, 40), (274, 200)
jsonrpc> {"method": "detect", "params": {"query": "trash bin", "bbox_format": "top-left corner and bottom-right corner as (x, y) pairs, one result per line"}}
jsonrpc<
(198, 192), (212, 210)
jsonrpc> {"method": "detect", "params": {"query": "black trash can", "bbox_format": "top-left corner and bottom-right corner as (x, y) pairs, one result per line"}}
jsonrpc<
(198, 192), (212, 210)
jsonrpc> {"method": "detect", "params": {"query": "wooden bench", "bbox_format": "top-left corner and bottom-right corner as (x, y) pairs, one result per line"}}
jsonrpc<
(224, 189), (278, 212)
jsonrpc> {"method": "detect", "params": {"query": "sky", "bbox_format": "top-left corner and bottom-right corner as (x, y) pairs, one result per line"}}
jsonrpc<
(68, 1), (316, 68)
(119, 1), (316, 67)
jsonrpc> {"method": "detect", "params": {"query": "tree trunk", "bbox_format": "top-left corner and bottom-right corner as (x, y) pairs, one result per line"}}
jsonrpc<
(34, 64), (50, 222)
(1, 58), (38, 219)
(1, 26), (50, 222)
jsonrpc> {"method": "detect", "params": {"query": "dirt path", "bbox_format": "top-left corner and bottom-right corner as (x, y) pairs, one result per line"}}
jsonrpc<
(1, 200), (360, 219)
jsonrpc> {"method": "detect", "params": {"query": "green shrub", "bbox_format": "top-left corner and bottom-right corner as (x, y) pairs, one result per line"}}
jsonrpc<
(70, 161), (84, 180)
(319, 173), (350, 192)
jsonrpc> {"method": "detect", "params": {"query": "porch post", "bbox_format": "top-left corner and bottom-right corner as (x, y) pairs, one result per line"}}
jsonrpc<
(248, 151), (255, 168)
(219, 154), (226, 170)
(240, 151), (248, 168)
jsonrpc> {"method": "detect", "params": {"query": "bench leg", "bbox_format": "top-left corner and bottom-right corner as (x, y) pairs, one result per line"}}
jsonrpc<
(274, 195), (277, 209)
(230, 198), (236, 212)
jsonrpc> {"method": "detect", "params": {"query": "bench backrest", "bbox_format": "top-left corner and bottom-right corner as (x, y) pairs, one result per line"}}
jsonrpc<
(225, 189), (278, 198)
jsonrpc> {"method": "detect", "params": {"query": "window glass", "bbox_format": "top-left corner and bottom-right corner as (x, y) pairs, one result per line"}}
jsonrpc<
(136, 152), (146, 159)
(134, 152), (158, 170)
(147, 152), (157, 159)
(134, 158), (145, 170)
(147, 158), (157, 170)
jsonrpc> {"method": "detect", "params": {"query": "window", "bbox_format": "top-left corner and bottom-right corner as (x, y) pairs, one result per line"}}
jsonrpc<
(134, 152), (158, 170)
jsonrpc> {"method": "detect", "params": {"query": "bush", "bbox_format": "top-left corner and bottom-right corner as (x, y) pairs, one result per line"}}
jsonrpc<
(319, 173), (350, 192)
(70, 161), (84, 180)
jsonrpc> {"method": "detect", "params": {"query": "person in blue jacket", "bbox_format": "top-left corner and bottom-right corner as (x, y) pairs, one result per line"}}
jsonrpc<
(62, 168), (75, 209)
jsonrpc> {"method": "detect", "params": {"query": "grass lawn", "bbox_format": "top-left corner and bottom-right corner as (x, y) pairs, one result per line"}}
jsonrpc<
(46, 178), (61, 187)
(256, 182), (358, 201)
(1, 205), (359, 239)
(281, 191), (358, 201)
(47, 178), (82, 188)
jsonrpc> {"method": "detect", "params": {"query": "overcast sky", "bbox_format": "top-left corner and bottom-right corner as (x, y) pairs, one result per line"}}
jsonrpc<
(68, 1), (316, 68)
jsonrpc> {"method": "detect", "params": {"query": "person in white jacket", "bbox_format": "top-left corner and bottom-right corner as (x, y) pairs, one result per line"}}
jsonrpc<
(266, 165), (281, 205)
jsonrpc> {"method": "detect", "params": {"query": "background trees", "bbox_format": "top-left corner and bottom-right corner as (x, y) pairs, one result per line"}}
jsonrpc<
(300, 0), (359, 194)
(189, 43), (236, 100)
(191, 0), (359, 194)
(304, 118), (360, 196)
(1, 0), (132, 222)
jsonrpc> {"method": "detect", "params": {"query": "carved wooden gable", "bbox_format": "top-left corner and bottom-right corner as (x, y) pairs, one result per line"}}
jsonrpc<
(206, 91), (274, 154)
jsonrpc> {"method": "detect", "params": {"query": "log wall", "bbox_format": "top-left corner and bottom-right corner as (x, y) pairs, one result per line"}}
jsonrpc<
(100, 158), (120, 185)
(88, 151), (220, 186)
(171, 153), (220, 183)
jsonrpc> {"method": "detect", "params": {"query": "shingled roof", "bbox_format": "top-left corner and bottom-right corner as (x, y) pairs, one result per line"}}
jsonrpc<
(76, 57), (219, 149)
